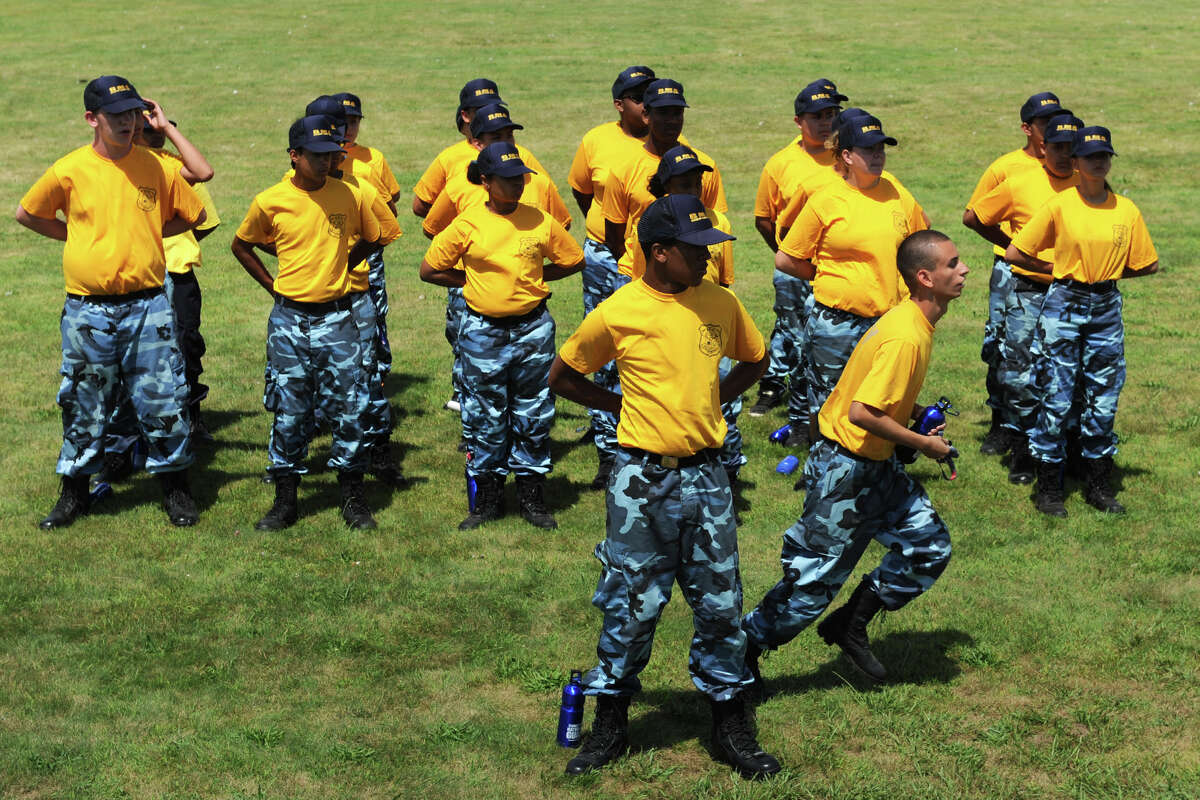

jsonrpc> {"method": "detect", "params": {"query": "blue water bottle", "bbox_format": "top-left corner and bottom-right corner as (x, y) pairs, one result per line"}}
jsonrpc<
(557, 670), (585, 748)
(769, 423), (791, 444)
(776, 455), (800, 475)
(464, 452), (477, 512)
(896, 397), (957, 465)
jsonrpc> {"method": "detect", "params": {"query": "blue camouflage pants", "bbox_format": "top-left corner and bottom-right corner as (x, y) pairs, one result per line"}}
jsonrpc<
(763, 272), (810, 416)
(459, 304), (555, 478)
(366, 249), (392, 376)
(445, 287), (468, 407)
(351, 291), (394, 448)
(57, 291), (192, 476)
(998, 278), (1048, 435)
(806, 302), (877, 423)
(1029, 282), (1125, 463)
(263, 298), (368, 475)
(718, 357), (746, 476)
(982, 258), (1015, 411)
(583, 239), (622, 460)
(583, 447), (752, 701)
(743, 438), (951, 651)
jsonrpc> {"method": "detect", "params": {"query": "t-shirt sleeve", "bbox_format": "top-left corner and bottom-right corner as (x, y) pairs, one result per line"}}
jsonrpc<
(725, 291), (766, 362)
(1012, 203), (1056, 257)
(193, 183), (221, 231)
(853, 338), (920, 416)
(558, 305), (615, 375)
(776, 186), (809, 237)
(165, 169), (205, 226)
(20, 166), (66, 219)
(1124, 206), (1157, 270)
(413, 157), (446, 204)
(753, 163), (778, 220)
(601, 171), (629, 224)
(544, 218), (584, 265)
(376, 152), (401, 198)
(971, 180), (1012, 227)
(544, 182), (574, 230)
(424, 217), (471, 271)
(779, 198), (823, 260)
(966, 163), (1000, 210)
(356, 188), (381, 244)
(372, 191), (402, 246)
(567, 140), (593, 194)
(235, 197), (274, 245)
(703, 164), (728, 214)
(422, 189), (458, 237)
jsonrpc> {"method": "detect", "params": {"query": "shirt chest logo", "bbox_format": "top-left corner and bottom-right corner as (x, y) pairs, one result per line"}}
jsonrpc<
(698, 323), (723, 357)
(518, 236), (541, 263)
(892, 211), (909, 236)
(327, 213), (347, 239)
(136, 187), (157, 212)
(1112, 224), (1129, 249)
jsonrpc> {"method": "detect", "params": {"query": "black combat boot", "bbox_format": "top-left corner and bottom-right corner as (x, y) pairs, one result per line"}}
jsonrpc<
(159, 469), (200, 527)
(458, 473), (504, 530)
(1007, 434), (1036, 485)
(1084, 455), (1125, 514)
(255, 473), (300, 530)
(338, 471), (377, 530)
(817, 576), (888, 682)
(1033, 459), (1068, 518)
(96, 447), (136, 484)
(516, 474), (557, 529)
(590, 455), (614, 491)
(748, 386), (783, 417)
(39, 475), (91, 530)
(565, 694), (630, 776)
(368, 442), (410, 489)
(979, 408), (1010, 455)
(745, 640), (767, 700)
(710, 695), (782, 779)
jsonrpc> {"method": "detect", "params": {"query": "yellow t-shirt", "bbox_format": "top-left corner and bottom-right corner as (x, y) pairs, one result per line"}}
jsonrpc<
(966, 147), (1042, 256)
(423, 170), (572, 237)
(820, 299), (934, 461)
(1012, 189), (1157, 284)
(601, 144), (727, 276)
(343, 142), (401, 201)
(20, 144), (204, 295)
(423, 203), (583, 317)
(164, 183), (221, 275)
(626, 206), (733, 286)
(559, 278), (765, 457)
(781, 176), (927, 317)
(235, 177), (381, 303)
(414, 139), (549, 205)
(972, 166), (1078, 284)
(568, 121), (652, 242)
(755, 137), (837, 223)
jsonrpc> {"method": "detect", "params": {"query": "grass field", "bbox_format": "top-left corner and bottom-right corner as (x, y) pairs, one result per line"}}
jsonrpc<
(1, 1), (1198, 798)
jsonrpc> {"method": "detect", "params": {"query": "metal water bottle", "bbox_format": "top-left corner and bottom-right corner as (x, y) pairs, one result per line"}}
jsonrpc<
(769, 423), (791, 444)
(557, 670), (585, 748)
(776, 455), (800, 475)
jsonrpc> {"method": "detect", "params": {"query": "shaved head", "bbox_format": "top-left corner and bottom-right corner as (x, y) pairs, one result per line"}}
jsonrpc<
(897, 229), (953, 291)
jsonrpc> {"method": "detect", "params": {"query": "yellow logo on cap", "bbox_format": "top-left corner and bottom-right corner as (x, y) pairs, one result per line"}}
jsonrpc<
(674, 153), (696, 163)
(108, 84), (132, 94)
(1084, 133), (1107, 142)
(657, 87), (681, 95)
(487, 111), (507, 121)
(688, 211), (706, 223)
(501, 153), (519, 162)
(1040, 98), (1056, 106)
(811, 92), (831, 100)
(475, 88), (496, 96)
(341, 99), (356, 107)
(630, 71), (648, 78)
(861, 124), (881, 133)
(312, 128), (333, 137)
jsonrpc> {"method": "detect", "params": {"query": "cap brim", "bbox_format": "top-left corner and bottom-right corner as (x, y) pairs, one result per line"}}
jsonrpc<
(855, 132), (898, 147)
(797, 98), (843, 114)
(99, 97), (149, 115)
(473, 122), (524, 136)
(492, 164), (536, 178)
(1026, 105), (1070, 121)
(300, 141), (346, 154)
(1074, 143), (1116, 157)
(678, 228), (735, 246)
(645, 98), (688, 108)
(343, 109), (363, 117)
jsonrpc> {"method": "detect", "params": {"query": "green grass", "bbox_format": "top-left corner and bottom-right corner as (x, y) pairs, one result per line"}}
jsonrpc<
(1, 1), (1198, 798)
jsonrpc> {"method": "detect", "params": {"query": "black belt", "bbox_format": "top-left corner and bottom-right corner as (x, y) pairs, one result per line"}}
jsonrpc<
(274, 293), (356, 314)
(1054, 278), (1117, 294)
(467, 297), (548, 328)
(619, 445), (720, 469)
(817, 436), (878, 464)
(1013, 275), (1050, 294)
(814, 301), (875, 324)
(67, 287), (163, 304)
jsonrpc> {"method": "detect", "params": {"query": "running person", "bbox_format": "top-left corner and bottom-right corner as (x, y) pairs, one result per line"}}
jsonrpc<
(964, 91), (1070, 455)
(744, 230), (965, 687)
(567, 65), (658, 488)
(419, 142), (584, 531)
(1007, 126), (1158, 517)
(750, 79), (845, 426)
(776, 113), (928, 437)
(16, 75), (206, 528)
(550, 193), (779, 779)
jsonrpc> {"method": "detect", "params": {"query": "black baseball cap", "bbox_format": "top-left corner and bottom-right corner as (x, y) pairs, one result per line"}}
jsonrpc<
(837, 113), (897, 149)
(638, 194), (734, 248)
(1020, 92), (1069, 123)
(472, 141), (536, 178)
(794, 79), (847, 115)
(1073, 126), (1117, 157)
(469, 102), (523, 138)
(643, 79), (688, 109)
(1043, 113), (1084, 144)
(460, 78), (503, 110)
(287, 115), (345, 153)
(84, 75), (149, 114)
(612, 65), (656, 100)
(654, 145), (713, 184)
(306, 95), (347, 122)
(834, 106), (871, 127)
(332, 92), (363, 117)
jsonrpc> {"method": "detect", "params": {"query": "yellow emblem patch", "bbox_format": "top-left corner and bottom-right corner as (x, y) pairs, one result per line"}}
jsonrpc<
(893, 211), (909, 236)
(698, 323), (723, 357)
(136, 186), (157, 212)
(1112, 224), (1129, 249)
(327, 213), (347, 238)
(518, 236), (541, 262)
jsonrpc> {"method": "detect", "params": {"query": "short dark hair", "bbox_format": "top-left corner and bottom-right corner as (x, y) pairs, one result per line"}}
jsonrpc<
(897, 229), (952, 291)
